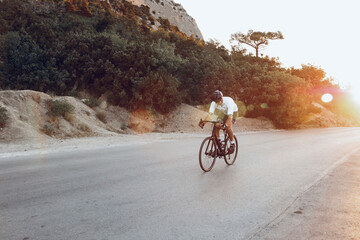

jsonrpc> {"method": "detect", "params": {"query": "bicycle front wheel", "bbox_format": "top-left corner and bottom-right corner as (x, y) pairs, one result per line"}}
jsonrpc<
(199, 137), (217, 172)
(224, 135), (238, 165)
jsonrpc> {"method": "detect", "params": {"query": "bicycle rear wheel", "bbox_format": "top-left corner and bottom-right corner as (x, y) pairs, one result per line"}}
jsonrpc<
(199, 137), (217, 172)
(224, 136), (238, 165)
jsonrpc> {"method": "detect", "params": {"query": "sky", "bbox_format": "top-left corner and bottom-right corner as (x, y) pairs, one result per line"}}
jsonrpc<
(175, 0), (360, 103)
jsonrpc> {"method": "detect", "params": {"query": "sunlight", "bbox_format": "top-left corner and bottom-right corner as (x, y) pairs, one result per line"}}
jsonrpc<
(349, 87), (360, 105)
(321, 93), (333, 103)
(129, 109), (155, 134)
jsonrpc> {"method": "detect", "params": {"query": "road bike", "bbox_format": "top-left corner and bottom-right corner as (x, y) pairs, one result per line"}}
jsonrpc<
(199, 121), (238, 172)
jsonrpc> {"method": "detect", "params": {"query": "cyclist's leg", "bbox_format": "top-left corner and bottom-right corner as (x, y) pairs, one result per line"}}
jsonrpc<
(215, 125), (220, 139)
(215, 114), (226, 139)
(232, 111), (238, 124)
(225, 119), (236, 154)
(226, 125), (234, 141)
(227, 112), (238, 141)
(224, 115), (234, 141)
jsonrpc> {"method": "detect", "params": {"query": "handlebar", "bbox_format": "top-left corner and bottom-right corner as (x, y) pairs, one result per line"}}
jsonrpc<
(199, 119), (226, 129)
(201, 120), (222, 123)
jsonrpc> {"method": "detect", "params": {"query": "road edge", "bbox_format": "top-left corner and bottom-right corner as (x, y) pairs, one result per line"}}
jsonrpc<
(245, 145), (360, 240)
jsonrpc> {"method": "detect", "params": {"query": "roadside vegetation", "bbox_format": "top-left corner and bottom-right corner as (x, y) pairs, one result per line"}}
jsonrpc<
(0, 0), (358, 128)
(84, 98), (100, 108)
(0, 106), (9, 128)
(45, 100), (75, 118)
(42, 123), (55, 136)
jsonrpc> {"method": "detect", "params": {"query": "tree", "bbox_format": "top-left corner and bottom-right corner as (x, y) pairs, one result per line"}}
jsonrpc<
(288, 64), (337, 103)
(230, 30), (284, 57)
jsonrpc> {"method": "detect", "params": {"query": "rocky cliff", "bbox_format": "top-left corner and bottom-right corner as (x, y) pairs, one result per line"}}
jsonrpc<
(127, 0), (203, 39)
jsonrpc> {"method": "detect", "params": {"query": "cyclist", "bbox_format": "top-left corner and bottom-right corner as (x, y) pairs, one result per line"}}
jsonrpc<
(199, 90), (238, 153)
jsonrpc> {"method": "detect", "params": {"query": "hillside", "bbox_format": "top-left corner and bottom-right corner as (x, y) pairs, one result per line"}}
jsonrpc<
(297, 103), (356, 128)
(1, 0), (359, 130)
(1, 90), (357, 145)
(47, 0), (202, 39)
(127, 0), (203, 39)
(0, 90), (276, 144)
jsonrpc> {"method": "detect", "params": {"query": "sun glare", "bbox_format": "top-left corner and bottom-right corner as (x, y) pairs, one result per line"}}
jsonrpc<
(321, 93), (333, 103)
(349, 87), (360, 105)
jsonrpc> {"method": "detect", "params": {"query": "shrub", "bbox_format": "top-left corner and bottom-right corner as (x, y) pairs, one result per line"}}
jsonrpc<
(0, 106), (9, 128)
(133, 68), (181, 114)
(46, 99), (75, 117)
(78, 123), (91, 132)
(43, 123), (55, 135)
(67, 90), (82, 98)
(84, 97), (100, 108)
(0, 0), (348, 128)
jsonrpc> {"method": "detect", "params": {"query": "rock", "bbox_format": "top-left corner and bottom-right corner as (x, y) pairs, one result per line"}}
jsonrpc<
(128, 0), (203, 39)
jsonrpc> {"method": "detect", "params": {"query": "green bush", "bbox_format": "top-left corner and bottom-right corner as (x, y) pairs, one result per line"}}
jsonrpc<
(43, 123), (55, 135)
(67, 90), (82, 98)
(0, 106), (9, 128)
(84, 97), (100, 108)
(132, 68), (181, 114)
(46, 99), (74, 117)
(0, 0), (348, 129)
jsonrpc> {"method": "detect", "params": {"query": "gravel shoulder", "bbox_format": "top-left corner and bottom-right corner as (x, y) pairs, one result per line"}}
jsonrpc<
(0, 130), (277, 157)
(0, 133), (200, 157)
(250, 148), (360, 240)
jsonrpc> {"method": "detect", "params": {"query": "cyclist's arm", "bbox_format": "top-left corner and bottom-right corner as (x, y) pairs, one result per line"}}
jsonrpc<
(199, 113), (211, 127)
(199, 113), (214, 127)
(200, 102), (216, 126)
(203, 114), (211, 122)
(225, 102), (235, 127)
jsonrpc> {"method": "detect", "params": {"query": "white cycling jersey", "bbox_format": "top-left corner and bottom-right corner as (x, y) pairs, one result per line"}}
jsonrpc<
(209, 96), (238, 116)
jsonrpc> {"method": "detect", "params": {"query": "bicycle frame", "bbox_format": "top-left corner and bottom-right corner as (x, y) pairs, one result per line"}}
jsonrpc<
(208, 121), (229, 157)
(199, 120), (238, 172)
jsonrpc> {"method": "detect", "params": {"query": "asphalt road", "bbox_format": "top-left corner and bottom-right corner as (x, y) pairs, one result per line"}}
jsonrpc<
(1, 128), (360, 240)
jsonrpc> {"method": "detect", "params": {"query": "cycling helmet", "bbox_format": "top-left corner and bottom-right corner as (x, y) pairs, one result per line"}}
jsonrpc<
(211, 90), (223, 102)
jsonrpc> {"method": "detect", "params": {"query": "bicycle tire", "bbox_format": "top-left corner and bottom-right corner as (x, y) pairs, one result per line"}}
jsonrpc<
(199, 137), (217, 172)
(224, 135), (238, 165)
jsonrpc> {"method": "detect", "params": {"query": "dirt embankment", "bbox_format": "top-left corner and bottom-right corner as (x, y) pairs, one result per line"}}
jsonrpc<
(2, 90), (356, 145)
(297, 103), (357, 129)
(0, 90), (276, 144)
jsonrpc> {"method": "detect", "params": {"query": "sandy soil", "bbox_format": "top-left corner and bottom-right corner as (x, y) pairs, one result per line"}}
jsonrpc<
(250, 148), (360, 240)
(0, 89), (355, 158)
(0, 132), (191, 156)
(0, 90), (276, 152)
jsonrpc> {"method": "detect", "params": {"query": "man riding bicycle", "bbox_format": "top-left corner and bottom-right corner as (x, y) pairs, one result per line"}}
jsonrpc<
(199, 90), (238, 153)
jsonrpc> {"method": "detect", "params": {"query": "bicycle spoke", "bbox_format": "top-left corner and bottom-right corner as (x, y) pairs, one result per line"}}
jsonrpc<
(224, 136), (238, 165)
(199, 137), (216, 172)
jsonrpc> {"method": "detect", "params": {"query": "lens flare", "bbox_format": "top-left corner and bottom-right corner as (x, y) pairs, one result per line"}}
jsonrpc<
(321, 93), (333, 103)
(260, 103), (268, 109)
